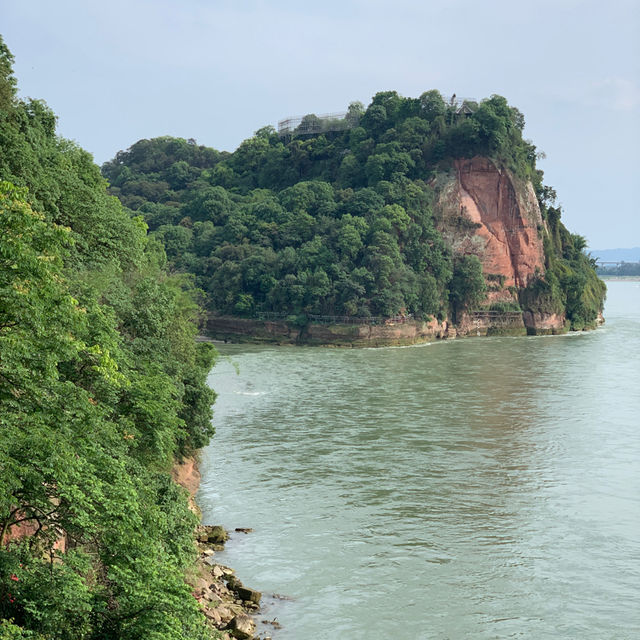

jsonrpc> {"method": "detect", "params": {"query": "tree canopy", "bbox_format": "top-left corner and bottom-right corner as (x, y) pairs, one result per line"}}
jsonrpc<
(102, 89), (604, 327)
(1, 35), (218, 639)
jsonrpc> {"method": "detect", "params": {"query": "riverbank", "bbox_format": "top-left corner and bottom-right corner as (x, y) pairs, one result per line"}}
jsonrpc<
(205, 311), (569, 346)
(197, 281), (639, 638)
(172, 458), (266, 640)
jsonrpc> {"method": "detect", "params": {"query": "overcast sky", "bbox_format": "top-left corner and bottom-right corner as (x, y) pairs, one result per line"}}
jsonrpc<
(2, 0), (639, 249)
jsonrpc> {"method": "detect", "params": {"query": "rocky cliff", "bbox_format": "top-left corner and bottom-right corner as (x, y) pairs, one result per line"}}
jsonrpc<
(436, 157), (546, 292)
(103, 91), (606, 340)
(202, 157), (567, 344)
(434, 157), (565, 333)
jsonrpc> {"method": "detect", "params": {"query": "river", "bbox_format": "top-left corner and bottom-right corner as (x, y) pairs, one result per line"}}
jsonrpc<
(198, 279), (640, 639)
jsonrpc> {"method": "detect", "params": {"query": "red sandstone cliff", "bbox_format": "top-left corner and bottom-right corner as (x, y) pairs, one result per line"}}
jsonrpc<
(434, 157), (565, 333)
(436, 157), (546, 291)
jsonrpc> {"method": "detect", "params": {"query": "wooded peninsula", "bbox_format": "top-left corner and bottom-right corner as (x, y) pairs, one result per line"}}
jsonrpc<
(0, 31), (605, 639)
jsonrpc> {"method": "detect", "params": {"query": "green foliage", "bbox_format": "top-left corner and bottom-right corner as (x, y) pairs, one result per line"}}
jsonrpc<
(0, 36), (17, 111)
(100, 85), (603, 327)
(520, 211), (606, 327)
(486, 301), (522, 313)
(1, 40), (216, 639)
(449, 255), (487, 320)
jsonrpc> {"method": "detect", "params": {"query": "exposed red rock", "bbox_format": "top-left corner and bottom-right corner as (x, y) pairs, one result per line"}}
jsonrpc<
(4, 518), (66, 552)
(440, 157), (546, 289)
(456, 311), (526, 337)
(3, 519), (40, 546)
(172, 456), (202, 515)
(522, 311), (566, 334)
(172, 456), (202, 498)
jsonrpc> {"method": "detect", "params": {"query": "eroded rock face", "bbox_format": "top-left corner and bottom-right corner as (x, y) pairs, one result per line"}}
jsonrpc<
(4, 514), (66, 552)
(172, 457), (202, 515)
(304, 317), (450, 346)
(522, 311), (566, 334)
(437, 157), (546, 290)
(207, 315), (451, 346)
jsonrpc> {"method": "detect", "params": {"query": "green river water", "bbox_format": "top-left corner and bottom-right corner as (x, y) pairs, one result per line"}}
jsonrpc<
(199, 279), (640, 639)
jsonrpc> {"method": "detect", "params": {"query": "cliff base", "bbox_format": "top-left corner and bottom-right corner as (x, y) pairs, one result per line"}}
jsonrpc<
(172, 459), (264, 639)
(206, 312), (566, 346)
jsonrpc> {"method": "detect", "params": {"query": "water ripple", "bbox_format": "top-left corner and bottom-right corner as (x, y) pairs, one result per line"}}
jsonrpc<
(198, 281), (640, 639)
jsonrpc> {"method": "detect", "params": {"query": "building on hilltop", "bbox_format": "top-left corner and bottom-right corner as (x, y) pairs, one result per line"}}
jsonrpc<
(449, 95), (477, 116)
(277, 111), (359, 139)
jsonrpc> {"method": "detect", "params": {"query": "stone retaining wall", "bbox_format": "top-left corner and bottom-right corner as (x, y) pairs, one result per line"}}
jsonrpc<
(206, 311), (566, 345)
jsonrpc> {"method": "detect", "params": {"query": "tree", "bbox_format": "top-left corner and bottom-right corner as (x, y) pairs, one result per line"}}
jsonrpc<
(0, 35), (17, 110)
(346, 101), (364, 126)
(449, 255), (486, 319)
(419, 90), (447, 121)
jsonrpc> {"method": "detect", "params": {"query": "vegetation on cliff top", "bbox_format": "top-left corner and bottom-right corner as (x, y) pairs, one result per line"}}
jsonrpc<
(102, 90), (604, 328)
(0, 36), (219, 639)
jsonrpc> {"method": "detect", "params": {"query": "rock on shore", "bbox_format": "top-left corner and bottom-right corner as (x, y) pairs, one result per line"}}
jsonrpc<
(172, 460), (266, 639)
(189, 525), (263, 639)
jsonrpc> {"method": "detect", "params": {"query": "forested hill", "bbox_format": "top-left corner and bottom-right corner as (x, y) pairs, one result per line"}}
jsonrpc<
(102, 91), (605, 330)
(0, 36), (219, 639)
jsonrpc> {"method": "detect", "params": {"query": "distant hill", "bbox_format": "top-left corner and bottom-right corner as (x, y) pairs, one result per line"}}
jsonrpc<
(102, 91), (606, 332)
(590, 247), (640, 263)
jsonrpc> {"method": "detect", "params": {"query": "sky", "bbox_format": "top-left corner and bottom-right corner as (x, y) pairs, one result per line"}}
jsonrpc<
(2, 0), (639, 249)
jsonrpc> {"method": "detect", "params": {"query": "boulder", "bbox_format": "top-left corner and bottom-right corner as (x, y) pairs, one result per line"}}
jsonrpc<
(205, 608), (221, 625)
(203, 525), (228, 544)
(225, 575), (242, 591)
(226, 613), (256, 639)
(224, 576), (261, 605)
(236, 586), (261, 605)
(216, 606), (235, 625)
(194, 577), (211, 592)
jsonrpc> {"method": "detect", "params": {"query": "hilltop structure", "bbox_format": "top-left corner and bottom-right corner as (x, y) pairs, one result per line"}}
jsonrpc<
(277, 110), (359, 138)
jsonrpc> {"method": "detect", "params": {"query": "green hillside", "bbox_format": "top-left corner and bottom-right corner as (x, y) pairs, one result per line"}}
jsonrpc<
(102, 91), (605, 329)
(0, 36), (219, 639)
